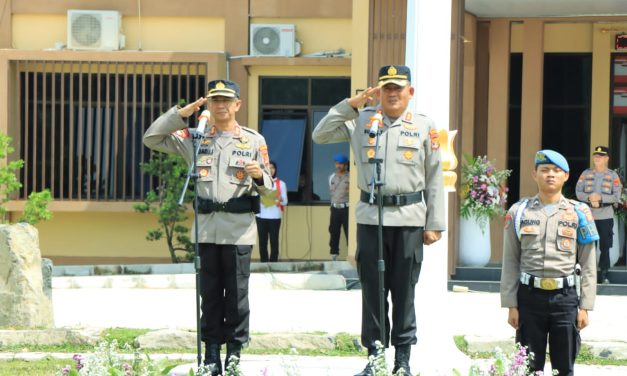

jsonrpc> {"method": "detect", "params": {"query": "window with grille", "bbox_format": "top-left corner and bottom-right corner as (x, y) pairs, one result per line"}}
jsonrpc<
(14, 61), (206, 201)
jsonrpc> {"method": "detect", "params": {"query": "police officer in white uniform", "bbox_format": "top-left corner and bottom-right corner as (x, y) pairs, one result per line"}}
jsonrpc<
(501, 150), (598, 376)
(575, 146), (623, 284)
(313, 65), (445, 376)
(143, 80), (272, 375)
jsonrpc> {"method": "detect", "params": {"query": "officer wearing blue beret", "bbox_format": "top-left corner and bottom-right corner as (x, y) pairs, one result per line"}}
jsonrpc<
(314, 65), (446, 376)
(144, 79), (273, 375)
(328, 153), (350, 261)
(500, 150), (598, 376)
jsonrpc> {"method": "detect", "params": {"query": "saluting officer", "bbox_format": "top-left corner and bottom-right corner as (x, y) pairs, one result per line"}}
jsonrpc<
(501, 150), (598, 376)
(313, 65), (445, 376)
(143, 80), (273, 375)
(575, 146), (623, 284)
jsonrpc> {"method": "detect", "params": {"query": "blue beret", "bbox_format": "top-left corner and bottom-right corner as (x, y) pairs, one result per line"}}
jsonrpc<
(535, 149), (569, 172)
(334, 154), (349, 164)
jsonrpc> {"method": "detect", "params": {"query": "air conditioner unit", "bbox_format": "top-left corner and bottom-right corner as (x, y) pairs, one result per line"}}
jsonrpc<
(250, 24), (297, 57)
(67, 10), (125, 51)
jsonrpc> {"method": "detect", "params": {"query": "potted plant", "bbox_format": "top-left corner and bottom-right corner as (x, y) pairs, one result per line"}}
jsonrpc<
(458, 155), (511, 267)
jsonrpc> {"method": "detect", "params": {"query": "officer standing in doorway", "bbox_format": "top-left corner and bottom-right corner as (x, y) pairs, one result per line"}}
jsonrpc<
(576, 146), (623, 284)
(143, 80), (273, 375)
(328, 153), (350, 261)
(501, 150), (598, 376)
(313, 65), (445, 376)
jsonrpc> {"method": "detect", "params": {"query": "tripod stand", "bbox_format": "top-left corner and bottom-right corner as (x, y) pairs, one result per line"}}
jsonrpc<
(178, 127), (205, 367)
(367, 129), (386, 348)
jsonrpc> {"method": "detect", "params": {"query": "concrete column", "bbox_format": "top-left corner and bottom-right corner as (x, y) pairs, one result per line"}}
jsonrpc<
(405, 0), (470, 374)
(590, 23), (612, 148)
(519, 20), (544, 197)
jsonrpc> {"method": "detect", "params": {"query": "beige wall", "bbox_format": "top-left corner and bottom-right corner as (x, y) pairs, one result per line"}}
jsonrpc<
(28, 212), (178, 262)
(12, 14), (225, 51)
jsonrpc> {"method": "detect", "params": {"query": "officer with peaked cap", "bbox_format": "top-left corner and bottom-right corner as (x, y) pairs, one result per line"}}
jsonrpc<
(313, 65), (445, 376)
(328, 153), (350, 261)
(501, 149), (598, 376)
(143, 79), (273, 375)
(575, 146), (623, 284)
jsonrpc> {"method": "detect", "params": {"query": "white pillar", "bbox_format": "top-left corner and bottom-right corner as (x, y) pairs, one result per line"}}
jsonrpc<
(404, 1), (471, 374)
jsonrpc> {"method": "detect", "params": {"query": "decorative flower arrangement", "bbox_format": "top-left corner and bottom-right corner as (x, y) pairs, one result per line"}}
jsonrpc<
(468, 343), (556, 376)
(460, 155), (512, 231)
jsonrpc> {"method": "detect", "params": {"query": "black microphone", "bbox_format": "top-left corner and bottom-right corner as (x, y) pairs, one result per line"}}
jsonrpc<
(369, 113), (383, 138)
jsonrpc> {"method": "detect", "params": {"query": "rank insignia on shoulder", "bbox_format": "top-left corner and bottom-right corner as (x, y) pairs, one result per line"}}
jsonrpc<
(174, 129), (190, 139)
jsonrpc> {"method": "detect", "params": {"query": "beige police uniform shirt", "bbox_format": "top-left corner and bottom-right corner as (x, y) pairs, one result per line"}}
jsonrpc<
(313, 99), (445, 230)
(575, 168), (623, 220)
(500, 195), (597, 310)
(143, 106), (273, 245)
(329, 172), (350, 205)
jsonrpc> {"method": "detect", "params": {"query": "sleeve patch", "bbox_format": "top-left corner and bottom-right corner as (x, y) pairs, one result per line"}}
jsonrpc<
(259, 144), (269, 166)
(614, 178), (621, 187)
(429, 128), (440, 150)
(173, 128), (190, 139)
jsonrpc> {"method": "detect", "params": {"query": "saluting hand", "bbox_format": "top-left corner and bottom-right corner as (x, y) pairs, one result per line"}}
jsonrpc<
(423, 230), (442, 245)
(245, 160), (263, 180)
(347, 87), (379, 109)
(177, 97), (207, 119)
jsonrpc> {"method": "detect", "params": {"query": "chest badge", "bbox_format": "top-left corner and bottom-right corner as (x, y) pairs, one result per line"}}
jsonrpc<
(235, 169), (246, 181)
(367, 148), (376, 159)
(403, 150), (414, 160)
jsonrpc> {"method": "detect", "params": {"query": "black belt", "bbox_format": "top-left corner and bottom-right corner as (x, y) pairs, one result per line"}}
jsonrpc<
(195, 196), (260, 214)
(360, 190), (423, 206)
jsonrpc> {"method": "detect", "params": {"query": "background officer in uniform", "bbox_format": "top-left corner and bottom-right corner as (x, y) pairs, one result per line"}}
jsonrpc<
(501, 150), (598, 376)
(575, 146), (623, 284)
(313, 65), (445, 376)
(328, 153), (350, 261)
(143, 80), (272, 375)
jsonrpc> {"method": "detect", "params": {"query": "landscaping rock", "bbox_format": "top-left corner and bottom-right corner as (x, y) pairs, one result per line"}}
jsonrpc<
(135, 329), (197, 349)
(0, 328), (101, 347)
(587, 341), (627, 359)
(0, 223), (54, 328)
(249, 333), (334, 350)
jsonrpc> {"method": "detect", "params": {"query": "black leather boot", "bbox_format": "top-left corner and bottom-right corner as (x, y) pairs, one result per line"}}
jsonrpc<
(392, 345), (413, 376)
(203, 343), (222, 376)
(224, 342), (242, 373)
(354, 347), (378, 376)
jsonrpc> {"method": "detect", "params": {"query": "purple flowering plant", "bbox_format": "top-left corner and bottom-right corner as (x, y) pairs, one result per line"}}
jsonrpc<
(468, 343), (556, 376)
(460, 154), (512, 231)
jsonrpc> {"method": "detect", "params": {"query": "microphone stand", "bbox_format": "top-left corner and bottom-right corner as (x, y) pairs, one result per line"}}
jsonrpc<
(178, 127), (204, 368)
(367, 129), (386, 349)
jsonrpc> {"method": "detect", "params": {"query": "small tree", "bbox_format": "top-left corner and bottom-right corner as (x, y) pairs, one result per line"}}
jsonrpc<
(0, 133), (53, 224)
(134, 151), (193, 263)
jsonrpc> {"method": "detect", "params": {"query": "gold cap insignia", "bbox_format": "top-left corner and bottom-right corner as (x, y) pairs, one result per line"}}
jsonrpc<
(535, 152), (546, 161)
(387, 66), (397, 76)
(216, 81), (225, 89)
(596, 147), (602, 152)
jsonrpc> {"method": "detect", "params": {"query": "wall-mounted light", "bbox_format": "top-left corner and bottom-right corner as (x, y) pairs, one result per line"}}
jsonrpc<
(616, 34), (627, 49)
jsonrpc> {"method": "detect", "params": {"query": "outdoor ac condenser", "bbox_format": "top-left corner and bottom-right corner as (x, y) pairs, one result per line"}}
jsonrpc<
(67, 10), (125, 51)
(250, 24), (297, 57)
